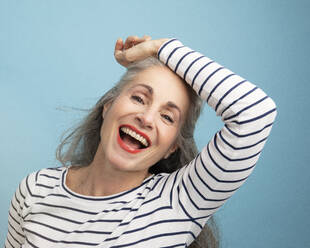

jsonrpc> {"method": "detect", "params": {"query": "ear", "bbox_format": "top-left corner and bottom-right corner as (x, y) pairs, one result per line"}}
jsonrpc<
(164, 143), (178, 159)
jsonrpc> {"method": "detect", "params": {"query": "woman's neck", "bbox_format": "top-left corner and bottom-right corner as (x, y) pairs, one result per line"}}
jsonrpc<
(66, 153), (151, 197)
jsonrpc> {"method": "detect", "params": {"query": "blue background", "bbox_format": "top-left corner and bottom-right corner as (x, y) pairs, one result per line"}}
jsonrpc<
(1, 0), (309, 247)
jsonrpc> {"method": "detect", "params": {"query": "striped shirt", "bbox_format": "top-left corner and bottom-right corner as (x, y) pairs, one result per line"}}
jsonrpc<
(5, 39), (277, 248)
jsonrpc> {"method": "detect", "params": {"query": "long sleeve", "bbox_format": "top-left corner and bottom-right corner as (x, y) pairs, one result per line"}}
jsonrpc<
(5, 173), (37, 248)
(157, 39), (277, 222)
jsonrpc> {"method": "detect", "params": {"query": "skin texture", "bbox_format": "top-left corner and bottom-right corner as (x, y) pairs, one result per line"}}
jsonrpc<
(66, 59), (190, 197)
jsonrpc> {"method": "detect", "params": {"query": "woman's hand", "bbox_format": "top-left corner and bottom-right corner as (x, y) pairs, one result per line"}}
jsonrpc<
(114, 35), (169, 67)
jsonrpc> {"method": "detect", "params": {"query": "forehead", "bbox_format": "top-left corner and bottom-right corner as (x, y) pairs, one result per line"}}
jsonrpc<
(124, 66), (190, 112)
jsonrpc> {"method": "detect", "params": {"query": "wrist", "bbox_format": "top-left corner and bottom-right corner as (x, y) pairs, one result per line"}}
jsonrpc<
(153, 39), (169, 56)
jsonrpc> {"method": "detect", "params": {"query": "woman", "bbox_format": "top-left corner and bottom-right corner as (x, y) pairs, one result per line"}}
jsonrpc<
(5, 35), (277, 247)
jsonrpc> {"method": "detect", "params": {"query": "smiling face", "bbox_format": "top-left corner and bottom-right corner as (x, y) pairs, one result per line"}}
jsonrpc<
(98, 65), (190, 177)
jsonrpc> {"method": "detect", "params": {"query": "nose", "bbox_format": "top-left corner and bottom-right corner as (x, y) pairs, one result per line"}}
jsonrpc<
(135, 109), (155, 130)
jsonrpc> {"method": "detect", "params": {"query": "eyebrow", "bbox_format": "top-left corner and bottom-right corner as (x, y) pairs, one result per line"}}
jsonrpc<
(130, 83), (182, 115)
(167, 101), (181, 116)
(130, 83), (153, 95)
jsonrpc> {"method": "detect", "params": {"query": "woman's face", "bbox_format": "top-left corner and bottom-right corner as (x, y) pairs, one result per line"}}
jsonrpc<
(99, 65), (190, 176)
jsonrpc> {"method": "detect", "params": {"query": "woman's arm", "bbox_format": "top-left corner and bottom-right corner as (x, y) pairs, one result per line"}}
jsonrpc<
(115, 36), (277, 222)
(157, 38), (277, 220)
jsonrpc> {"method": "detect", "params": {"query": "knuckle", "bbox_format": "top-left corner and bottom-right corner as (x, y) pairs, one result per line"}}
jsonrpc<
(127, 36), (134, 41)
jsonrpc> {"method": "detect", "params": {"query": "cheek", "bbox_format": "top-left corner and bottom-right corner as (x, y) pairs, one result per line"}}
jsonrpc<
(158, 124), (179, 148)
(114, 97), (143, 114)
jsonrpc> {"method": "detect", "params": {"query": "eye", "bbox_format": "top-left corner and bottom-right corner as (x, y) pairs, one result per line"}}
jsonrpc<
(131, 95), (144, 104)
(161, 114), (174, 123)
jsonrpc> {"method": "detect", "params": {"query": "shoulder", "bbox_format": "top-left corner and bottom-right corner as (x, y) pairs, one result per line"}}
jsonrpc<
(19, 166), (66, 200)
(35, 166), (66, 184)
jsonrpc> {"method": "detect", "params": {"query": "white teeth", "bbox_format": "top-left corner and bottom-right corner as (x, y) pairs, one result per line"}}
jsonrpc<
(120, 127), (149, 147)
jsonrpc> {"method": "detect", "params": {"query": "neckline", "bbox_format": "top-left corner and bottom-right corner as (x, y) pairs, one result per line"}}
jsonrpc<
(61, 166), (155, 202)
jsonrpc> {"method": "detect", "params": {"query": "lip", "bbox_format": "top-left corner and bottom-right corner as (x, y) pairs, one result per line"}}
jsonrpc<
(117, 124), (152, 154)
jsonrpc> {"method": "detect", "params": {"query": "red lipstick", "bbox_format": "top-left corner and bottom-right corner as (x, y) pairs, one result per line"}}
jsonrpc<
(117, 124), (151, 154)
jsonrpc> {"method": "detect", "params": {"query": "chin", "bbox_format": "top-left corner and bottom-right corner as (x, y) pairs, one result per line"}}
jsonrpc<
(106, 152), (147, 174)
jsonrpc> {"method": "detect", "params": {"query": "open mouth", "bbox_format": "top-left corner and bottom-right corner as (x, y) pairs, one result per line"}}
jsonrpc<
(118, 125), (151, 153)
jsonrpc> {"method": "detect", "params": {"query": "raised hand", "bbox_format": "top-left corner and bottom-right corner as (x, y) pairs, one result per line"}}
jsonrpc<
(114, 35), (169, 67)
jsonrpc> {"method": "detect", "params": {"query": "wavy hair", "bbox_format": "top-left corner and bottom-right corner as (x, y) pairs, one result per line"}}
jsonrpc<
(56, 57), (219, 247)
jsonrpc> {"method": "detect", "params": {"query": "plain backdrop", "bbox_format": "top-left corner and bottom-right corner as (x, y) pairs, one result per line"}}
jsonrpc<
(1, 0), (309, 247)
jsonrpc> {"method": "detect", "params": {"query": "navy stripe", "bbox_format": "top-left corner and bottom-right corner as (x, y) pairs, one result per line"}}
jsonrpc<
(7, 230), (22, 246)
(177, 186), (203, 229)
(215, 80), (247, 112)
(157, 38), (177, 59)
(198, 67), (224, 95)
(224, 122), (274, 138)
(39, 174), (59, 180)
(149, 175), (164, 191)
(224, 96), (269, 121)
(37, 202), (139, 215)
(14, 192), (20, 205)
(123, 219), (197, 236)
(206, 73), (235, 103)
(6, 238), (14, 248)
(144, 186), (151, 191)
(119, 206), (172, 226)
(18, 183), (25, 199)
(36, 202), (100, 215)
(25, 219), (112, 235)
(26, 175), (44, 199)
(170, 169), (181, 205)
(193, 156), (238, 192)
(218, 131), (268, 150)
(10, 202), (21, 218)
(213, 135), (261, 162)
(6, 238), (13, 248)
(181, 179), (219, 211)
(8, 221), (24, 238)
(183, 55), (204, 80)
(28, 211), (122, 225)
(46, 167), (63, 171)
(165, 46), (185, 66)
(36, 183), (56, 189)
(141, 175), (169, 206)
(191, 61), (214, 87)
(162, 243), (187, 248)
(199, 154), (248, 183)
(188, 173), (230, 202)
(108, 219), (201, 243)
(231, 108), (277, 125)
(110, 231), (196, 248)
(221, 86), (258, 115)
(24, 227), (99, 246)
(174, 50), (195, 73)
(9, 211), (20, 226)
(25, 237), (40, 248)
(206, 145), (256, 173)
(110, 200), (129, 204)
(35, 171), (39, 182)
(25, 175), (32, 196)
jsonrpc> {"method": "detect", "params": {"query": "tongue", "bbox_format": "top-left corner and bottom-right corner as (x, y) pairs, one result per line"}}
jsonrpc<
(122, 134), (141, 150)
